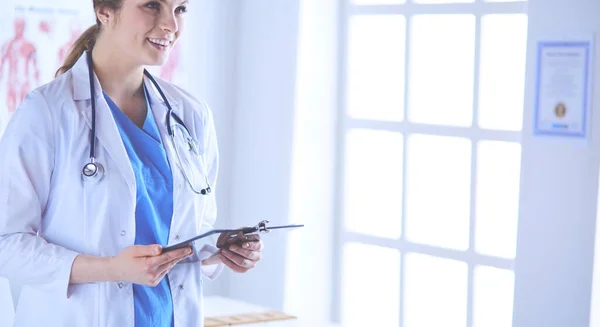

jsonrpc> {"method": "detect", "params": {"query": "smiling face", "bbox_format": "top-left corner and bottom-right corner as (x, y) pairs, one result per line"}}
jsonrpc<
(98, 0), (188, 67)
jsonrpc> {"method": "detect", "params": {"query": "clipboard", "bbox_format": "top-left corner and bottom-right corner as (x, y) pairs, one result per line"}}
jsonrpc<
(162, 220), (304, 253)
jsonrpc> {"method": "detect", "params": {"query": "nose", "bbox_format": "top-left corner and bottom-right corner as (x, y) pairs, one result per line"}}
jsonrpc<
(159, 11), (178, 34)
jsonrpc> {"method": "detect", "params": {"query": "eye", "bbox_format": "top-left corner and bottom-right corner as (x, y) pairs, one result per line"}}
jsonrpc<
(175, 6), (188, 14)
(144, 1), (160, 10)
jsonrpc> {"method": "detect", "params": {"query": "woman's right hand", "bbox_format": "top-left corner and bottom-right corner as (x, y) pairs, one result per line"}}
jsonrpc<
(108, 245), (193, 287)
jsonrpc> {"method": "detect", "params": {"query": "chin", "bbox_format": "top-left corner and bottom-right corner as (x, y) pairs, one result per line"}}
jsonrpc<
(144, 54), (170, 67)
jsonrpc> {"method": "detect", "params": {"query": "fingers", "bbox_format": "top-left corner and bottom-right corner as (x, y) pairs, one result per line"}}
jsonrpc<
(149, 262), (175, 287)
(217, 231), (262, 249)
(216, 232), (238, 248)
(155, 250), (191, 273)
(221, 234), (261, 248)
(227, 243), (263, 261)
(221, 248), (256, 271)
(240, 240), (263, 251)
(131, 244), (162, 257)
(148, 247), (193, 268)
(142, 247), (192, 286)
(156, 257), (182, 279)
(219, 252), (250, 273)
(234, 234), (261, 243)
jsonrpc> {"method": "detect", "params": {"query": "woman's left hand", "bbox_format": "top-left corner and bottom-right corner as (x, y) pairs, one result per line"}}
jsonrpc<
(217, 233), (264, 273)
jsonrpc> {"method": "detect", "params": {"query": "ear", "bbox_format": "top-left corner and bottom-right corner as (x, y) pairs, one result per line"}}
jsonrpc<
(96, 5), (115, 26)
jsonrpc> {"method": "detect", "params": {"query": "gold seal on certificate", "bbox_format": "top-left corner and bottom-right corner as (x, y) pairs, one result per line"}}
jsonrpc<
(554, 102), (567, 118)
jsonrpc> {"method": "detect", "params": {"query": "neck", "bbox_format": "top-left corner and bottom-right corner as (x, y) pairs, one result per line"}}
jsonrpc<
(91, 36), (145, 102)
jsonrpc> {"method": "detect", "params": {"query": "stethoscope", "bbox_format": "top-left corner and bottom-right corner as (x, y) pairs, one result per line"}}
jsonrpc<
(81, 51), (211, 195)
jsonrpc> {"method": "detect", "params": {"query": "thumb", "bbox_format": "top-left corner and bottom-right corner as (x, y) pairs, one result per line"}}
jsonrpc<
(131, 244), (162, 257)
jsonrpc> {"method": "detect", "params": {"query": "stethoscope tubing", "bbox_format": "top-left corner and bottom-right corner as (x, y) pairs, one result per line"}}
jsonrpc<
(82, 51), (210, 195)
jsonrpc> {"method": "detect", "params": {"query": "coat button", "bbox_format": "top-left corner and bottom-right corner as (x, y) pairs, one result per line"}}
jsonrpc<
(118, 283), (124, 289)
(179, 284), (184, 290)
(120, 230), (126, 236)
(175, 235), (180, 240)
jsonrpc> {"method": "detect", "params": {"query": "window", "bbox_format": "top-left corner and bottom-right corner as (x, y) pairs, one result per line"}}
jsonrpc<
(335, 1), (527, 326)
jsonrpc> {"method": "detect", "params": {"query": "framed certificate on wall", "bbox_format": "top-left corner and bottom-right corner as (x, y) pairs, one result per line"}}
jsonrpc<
(533, 38), (594, 139)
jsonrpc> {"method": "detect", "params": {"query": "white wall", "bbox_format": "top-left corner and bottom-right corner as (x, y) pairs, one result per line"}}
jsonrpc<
(226, 0), (301, 309)
(513, 0), (600, 326)
(180, 0), (241, 296)
(193, 3), (340, 325)
(223, 2), (341, 325)
(284, 0), (339, 323)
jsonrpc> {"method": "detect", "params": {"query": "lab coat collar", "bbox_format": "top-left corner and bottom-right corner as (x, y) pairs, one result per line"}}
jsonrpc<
(71, 52), (99, 101)
(143, 72), (180, 108)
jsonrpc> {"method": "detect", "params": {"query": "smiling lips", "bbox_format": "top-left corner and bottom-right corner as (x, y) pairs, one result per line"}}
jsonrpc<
(147, 38), (172, 50)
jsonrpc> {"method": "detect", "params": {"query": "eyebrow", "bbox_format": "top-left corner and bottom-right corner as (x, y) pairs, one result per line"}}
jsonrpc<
(158, 0), (189, 4)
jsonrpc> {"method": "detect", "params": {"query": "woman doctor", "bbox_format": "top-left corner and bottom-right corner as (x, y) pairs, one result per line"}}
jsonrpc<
(0, 0), (263, 326)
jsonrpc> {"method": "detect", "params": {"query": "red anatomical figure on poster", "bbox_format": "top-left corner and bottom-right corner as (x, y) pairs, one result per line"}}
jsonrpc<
(58, 20), (82, 65)
(0, 17), (40, 113)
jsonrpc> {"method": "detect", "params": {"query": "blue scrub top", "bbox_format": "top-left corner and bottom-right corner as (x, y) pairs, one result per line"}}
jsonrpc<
(105, 83), (175, 327)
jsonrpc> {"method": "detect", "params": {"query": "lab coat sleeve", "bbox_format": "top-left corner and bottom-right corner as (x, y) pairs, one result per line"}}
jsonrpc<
(0, 90), (80, 298)
(181, 103), (223, 280)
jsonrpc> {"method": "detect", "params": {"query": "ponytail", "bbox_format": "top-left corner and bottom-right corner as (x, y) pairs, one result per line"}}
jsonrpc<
(55, 24), (100, 78)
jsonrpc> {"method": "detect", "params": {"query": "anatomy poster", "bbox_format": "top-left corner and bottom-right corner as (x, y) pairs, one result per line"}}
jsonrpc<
(0, 0), (186, 140)
(0, 0), (94, 139)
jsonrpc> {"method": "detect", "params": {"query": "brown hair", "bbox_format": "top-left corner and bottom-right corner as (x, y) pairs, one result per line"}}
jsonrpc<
(55, 0), (124, 77)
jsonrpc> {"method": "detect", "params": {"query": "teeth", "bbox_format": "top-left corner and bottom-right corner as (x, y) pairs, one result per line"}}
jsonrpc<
(148, 38), (170, 47)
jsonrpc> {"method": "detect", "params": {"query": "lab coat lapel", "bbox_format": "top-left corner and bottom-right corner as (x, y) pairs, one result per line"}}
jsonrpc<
(144, 75), (184, 225)
(144, 74), (181, 164)
(71, 53), (136, 194)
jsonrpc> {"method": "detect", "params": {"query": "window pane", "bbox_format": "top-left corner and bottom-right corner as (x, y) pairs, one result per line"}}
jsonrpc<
(347, 15), (406, 121)
(473, 266), (515, 327)
(406, 134), (471, 250)
(478, 14), (528, 131)
(342, 243), (400, 327)
(404, 253), (468, 327)
(408, 15), (476, 127)
(344, 129), (403, 239)
(475, 141), (521, 259)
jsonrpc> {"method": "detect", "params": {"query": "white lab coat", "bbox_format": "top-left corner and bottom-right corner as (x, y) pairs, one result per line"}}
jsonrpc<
(0, 53), (224, 327)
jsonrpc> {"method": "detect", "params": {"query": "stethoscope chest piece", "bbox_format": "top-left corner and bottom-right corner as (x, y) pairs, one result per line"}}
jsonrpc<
(82, 161), (105, 183)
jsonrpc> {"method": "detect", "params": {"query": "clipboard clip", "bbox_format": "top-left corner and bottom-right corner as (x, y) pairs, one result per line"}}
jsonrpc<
(256, 220), (270, 233)
(235, 220), (304, 236)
